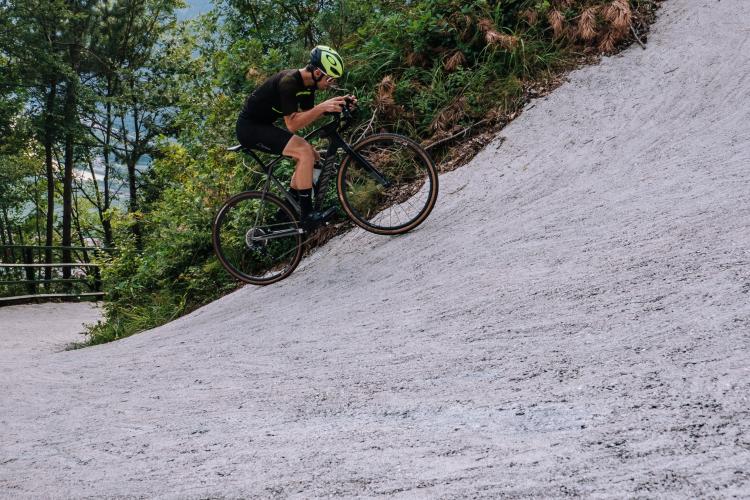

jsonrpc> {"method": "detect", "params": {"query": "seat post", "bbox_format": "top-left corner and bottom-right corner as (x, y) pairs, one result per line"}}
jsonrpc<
(245, 148), (266, 164)
(245, 149), (267, 171)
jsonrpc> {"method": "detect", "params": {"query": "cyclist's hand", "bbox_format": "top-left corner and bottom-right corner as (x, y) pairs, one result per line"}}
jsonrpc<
(318, 96), (348, 114)
(344, 95), (358, 109)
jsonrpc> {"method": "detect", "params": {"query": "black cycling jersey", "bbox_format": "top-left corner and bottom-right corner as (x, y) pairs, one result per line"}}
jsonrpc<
(240, 69), (316, 124)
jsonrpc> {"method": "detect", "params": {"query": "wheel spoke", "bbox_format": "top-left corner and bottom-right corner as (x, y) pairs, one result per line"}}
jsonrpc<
(340, 134), (438, 234)
(213, 192), (303, 284)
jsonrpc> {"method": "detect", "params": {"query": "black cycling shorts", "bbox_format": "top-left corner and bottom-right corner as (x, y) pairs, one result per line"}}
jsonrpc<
(236, 117), (293, 155)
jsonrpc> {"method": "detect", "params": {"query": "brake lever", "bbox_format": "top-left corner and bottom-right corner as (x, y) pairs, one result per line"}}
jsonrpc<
(329, 84), (350, 93)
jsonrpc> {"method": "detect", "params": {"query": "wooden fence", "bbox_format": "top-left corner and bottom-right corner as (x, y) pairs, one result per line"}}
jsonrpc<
(0, 245), (108, 305)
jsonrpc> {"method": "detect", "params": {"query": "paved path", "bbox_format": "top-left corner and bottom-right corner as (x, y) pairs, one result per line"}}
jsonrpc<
(0, 302), (101, 358)
(1, 1), (749, 497)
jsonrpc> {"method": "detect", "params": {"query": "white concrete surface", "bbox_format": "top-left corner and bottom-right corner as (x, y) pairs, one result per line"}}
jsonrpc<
(0, 302), (101, 359)
(1, 0), (749, 497)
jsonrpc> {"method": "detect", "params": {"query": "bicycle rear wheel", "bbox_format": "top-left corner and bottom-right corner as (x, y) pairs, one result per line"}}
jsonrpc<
(212, 191), (303, 285)
(337, 133), (438, 235)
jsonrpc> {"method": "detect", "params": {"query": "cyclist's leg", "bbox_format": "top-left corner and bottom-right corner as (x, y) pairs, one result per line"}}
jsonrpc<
(282, 136), (335, 229)
(283, 136), (314, 223)
(235, 121), (325, 229)
(236, 118), (317, 189)
(236, 119), (301, 219)
(283, 136), (315, 190)
(236, 118), (294, 157)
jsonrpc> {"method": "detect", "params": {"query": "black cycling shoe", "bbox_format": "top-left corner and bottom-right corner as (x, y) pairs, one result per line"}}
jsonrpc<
(320, 206), (337, 223)
(300, 207), (337, 232)
(300, 213), (323, 232)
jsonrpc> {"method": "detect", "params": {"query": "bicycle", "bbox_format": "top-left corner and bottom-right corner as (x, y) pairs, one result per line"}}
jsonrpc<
(212, 100), (439, 285)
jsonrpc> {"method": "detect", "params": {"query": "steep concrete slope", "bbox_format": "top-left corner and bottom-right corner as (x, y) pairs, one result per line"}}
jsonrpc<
(2, 0), (749, 496)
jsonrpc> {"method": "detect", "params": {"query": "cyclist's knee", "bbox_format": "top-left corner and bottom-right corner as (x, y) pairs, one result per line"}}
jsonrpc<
(299, 144), (315, 163)
(283, 136), (314, 161)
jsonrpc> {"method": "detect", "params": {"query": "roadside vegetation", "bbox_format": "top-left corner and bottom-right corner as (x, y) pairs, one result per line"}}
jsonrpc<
(0, 0), (661, 344)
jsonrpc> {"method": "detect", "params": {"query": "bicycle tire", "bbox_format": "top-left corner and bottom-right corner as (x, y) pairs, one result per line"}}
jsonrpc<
(212, 191), (303, 285)
(337, 133), (438, 235)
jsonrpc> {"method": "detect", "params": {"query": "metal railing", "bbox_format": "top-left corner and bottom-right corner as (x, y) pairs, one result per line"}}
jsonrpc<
(0, 245), (109, 305)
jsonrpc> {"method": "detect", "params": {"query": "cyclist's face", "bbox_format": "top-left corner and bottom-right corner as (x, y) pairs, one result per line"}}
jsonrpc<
(315, 69), (336, 89)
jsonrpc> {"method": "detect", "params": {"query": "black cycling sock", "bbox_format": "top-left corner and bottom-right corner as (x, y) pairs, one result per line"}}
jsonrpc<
(298, 188), (313, 219)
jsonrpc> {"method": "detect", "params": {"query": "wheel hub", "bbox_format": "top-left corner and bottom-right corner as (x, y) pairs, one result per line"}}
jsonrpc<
(245, 227), (268, 249)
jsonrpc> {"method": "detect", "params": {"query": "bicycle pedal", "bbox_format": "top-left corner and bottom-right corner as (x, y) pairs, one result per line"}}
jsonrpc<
(321, 206), (337, 222)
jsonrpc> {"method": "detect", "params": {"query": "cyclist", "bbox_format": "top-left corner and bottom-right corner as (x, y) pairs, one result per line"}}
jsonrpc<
(236, 45), (357, 230)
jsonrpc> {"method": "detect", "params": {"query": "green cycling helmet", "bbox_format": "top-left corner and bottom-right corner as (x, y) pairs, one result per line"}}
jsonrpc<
(309, 45), (344, 79)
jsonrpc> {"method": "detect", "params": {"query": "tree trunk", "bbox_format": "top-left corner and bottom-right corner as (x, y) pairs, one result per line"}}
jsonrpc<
(72, 191), (94, 292)
(102, 75), (114, 248)
(102, 211), (113, 249)
(127, 99), (142, 249)
(34, 174), (42, 246)
(44, 80), (57, 286)
(17, 229), (36, 295)
(62, 48), (79, 289)
(1, 208), (17, 284)
(1, 208), (14, 252)
(127, 156), (142, 249)
(0, 212), (8, 262)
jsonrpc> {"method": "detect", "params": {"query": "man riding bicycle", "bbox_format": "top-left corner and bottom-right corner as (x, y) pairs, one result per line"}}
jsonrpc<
(236, 45), (357, 230)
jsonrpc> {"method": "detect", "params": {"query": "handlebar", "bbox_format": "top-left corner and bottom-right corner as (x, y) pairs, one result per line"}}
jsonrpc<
(342, 97), (354, 119)
(323, 97), (356, 127)
(306, 98), (357, 142)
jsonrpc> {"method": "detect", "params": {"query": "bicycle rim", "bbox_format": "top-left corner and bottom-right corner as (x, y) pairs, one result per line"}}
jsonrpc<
(337, 133), (438, 235)
(212, 191), (303, 285)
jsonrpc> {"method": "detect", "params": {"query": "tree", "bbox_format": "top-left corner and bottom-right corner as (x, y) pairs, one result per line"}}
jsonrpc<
(1, 0), (69, 279)
(80, 0), (184, 248)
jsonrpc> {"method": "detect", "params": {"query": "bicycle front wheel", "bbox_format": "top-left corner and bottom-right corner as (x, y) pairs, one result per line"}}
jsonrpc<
(212, 191), (303, 285)
(337, 133), (438, 235)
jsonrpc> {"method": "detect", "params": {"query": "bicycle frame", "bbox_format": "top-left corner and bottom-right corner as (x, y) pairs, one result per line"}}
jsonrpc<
(234, 111), (390, 243)
(238, 113), (390, 214)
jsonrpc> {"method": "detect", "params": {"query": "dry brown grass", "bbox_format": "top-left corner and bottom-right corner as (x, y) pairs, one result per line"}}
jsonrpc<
(405, 51), (427, 67)
(598, 28), (619, 53)
(478, 19), (519, 50)
(430, 96), (467, 134)
(374, 75), (401, 120)
(444, 50), (467, 71)
(603, 0), (632, 36)
(375, 75), (395, 107)
(477, 18), (495, 33)
(373, 75), (414, 124)
(450, 12), (475, 42)
(487, 31), (519, 50)
(520, 9), (538, 25)
(577, 7), (599, 41)
(547, 9), (566, 39)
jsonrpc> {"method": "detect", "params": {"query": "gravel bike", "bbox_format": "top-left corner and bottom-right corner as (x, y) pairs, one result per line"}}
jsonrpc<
(212, 101), (439, 285)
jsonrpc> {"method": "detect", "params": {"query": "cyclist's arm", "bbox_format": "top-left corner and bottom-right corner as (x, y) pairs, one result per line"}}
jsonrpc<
(284, 96), (348, 133)
(284, 107), (326, 134)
